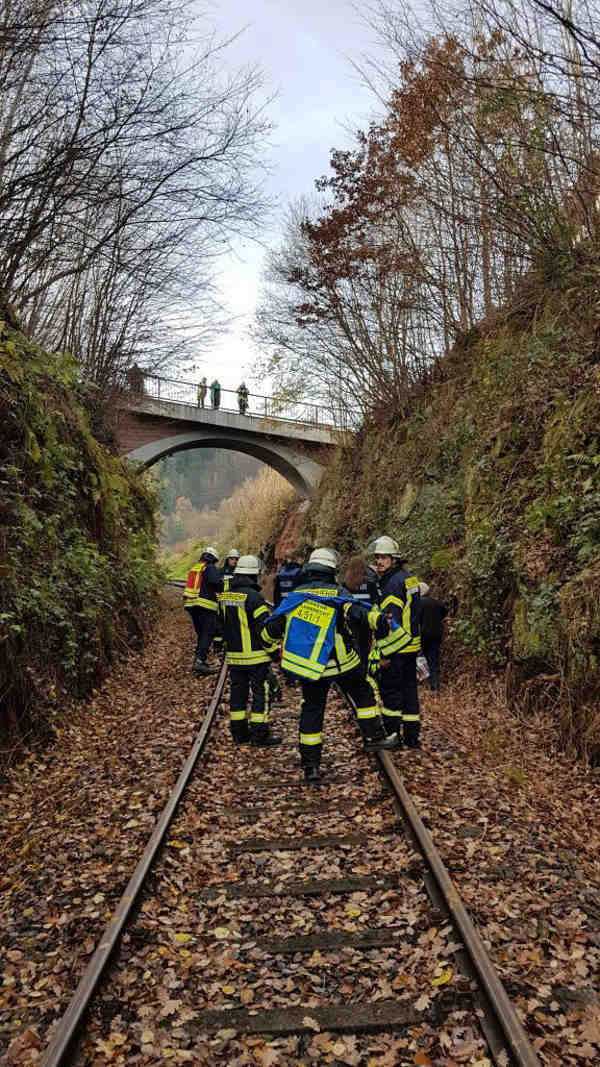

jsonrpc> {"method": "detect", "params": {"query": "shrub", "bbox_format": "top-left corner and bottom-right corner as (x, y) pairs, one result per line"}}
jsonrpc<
(0, 312), (161, 759)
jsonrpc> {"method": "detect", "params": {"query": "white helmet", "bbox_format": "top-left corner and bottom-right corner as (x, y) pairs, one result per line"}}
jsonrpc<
(308, 547), (338, 570)
(203, 546), (218, 561)
(370, 535), (401, 557)
(227, 548), (240, 559)
(235, 554), (261, 574)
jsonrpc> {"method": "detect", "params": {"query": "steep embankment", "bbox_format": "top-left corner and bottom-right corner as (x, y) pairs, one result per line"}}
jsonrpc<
(0, 301), (160, 759)
(305, 258), (600, 759)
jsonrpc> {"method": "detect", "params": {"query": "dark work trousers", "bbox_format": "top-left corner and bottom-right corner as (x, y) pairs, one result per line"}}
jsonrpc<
(378, 652), (420, 746)
(357, 629), (372, 677)
(299, 667), (383, 768)
(421, 636), (442, 691)
(185, 606), (217, 662)
(213, 610), (224, 648)
(229, 663), (271, 741)
(267, 664), (282, 701)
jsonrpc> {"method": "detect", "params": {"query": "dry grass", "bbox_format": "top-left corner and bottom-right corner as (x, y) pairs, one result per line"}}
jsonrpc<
(216, 466), (297, 557)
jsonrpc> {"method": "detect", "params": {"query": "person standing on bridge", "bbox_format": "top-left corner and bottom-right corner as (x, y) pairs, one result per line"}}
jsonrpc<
(210, 378), (221, 409)
(237, 381), (249, 414)
(197, 376), (207, 408)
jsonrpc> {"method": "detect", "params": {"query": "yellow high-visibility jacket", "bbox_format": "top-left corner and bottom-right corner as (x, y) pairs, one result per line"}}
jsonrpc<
(218, 575), (278, 666)
(377, 566), (421, 655)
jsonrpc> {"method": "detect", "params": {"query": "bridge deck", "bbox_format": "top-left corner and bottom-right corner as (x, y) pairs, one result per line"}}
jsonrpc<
(123, 396), (342, 445)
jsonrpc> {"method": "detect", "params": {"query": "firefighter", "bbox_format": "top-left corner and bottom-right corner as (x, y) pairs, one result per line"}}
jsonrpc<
(273, 553), (303, 689)
(212, 549), (239, 650)
(262, 548), (398, 785)
(218, 555), (282, 746)
(370, 536), (422, 748)
(273, 554), (303, 607)
(183, 546), (223, 675)
(221, 549), (240, 580)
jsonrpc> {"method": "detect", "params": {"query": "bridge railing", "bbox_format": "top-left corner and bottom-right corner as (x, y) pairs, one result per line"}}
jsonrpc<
(125, 372), (357, 429)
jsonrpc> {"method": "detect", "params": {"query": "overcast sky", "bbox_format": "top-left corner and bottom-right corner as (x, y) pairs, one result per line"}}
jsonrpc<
(196, 0), (382, 398)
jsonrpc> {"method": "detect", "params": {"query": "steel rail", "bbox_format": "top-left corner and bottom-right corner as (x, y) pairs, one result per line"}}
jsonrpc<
(377, 750), (543, 1067)
(40, 658), (228, 1067)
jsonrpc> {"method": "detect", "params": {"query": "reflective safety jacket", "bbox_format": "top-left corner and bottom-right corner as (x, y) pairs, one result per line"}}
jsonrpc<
(377, 565), (421, 655)
(263, 580), (389, 681)
(183, 559), (223, 612)
(218, 574), (278, 666)
(273, 562), (303, 607)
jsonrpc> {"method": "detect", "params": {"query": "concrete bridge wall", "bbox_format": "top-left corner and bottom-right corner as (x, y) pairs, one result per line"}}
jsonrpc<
(117, 398), (338, 497)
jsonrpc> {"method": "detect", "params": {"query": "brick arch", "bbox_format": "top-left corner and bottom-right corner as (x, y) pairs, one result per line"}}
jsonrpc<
(125, 432), (324, 498)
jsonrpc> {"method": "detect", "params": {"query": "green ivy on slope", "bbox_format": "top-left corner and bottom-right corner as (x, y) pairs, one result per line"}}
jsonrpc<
(305, 257), (600, 759)
(0, 310), (161, 754)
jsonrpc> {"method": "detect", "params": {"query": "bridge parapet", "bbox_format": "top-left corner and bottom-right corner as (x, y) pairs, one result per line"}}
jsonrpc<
(127, 372), (356, 433)
(123, 395), (341, 446)
(117, 382), (351, 497)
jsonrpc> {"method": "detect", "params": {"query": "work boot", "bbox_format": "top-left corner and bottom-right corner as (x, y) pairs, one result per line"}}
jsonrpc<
(193, 657), (216, 676)
(250, 729), (283, 747)
(231, 726), (251, 745)
(303, 764), (321, 785)
(364, 731), (401, 753)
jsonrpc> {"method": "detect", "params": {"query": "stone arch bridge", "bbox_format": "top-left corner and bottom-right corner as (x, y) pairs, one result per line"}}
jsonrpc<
(117, 376), (346, 497)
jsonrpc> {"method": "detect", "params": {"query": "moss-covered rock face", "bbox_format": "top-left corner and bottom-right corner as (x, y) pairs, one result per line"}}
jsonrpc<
(305, 258), (600, 759)
(0, 311), (161, 754)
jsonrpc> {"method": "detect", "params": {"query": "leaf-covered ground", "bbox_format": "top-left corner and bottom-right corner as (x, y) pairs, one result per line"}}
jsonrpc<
(1, 592), (599, 1065)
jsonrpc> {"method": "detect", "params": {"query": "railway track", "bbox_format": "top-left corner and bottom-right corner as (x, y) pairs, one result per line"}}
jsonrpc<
(41, 654), (542, 1067)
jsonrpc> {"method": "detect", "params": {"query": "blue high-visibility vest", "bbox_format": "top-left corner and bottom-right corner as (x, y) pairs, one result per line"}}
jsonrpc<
(269, 590), (402, 681)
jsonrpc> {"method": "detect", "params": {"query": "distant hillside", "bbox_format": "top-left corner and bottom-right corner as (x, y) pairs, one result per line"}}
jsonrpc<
(304, 255), (600, 760)
(157, 449), (262, 545)
(162, 466), (298, 579)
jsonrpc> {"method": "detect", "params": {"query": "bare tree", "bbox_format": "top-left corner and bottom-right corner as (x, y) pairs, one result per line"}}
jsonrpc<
(0, 0), (271, 384)
(255, 0), (600, 419)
